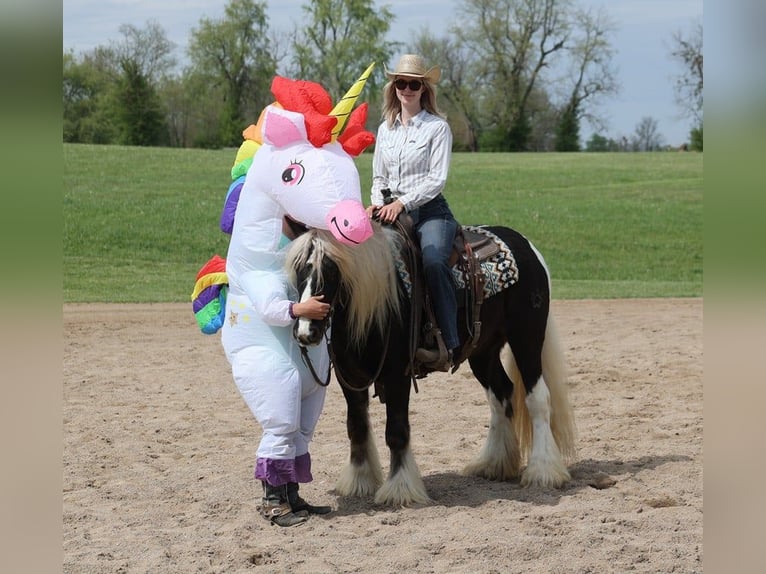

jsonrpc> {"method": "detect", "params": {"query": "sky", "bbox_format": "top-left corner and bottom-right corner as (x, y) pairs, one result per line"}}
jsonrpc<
(62, 0), (703, 146)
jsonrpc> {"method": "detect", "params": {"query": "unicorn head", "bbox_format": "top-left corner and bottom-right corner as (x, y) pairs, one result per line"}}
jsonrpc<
(247, 67), (376, 246)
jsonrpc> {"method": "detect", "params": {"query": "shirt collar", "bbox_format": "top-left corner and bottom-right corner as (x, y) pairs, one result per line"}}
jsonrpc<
(394, 109), (427, 128)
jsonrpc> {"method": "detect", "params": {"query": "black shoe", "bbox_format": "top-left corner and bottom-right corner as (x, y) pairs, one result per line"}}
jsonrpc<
(287, 482), (332, 515)
(259, 482), (309, 527)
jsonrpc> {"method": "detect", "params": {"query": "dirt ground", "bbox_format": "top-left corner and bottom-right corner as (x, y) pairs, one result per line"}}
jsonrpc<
(63, 298), (702, 573)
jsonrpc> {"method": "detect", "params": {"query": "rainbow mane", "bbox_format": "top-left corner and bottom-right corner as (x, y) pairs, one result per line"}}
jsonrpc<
(191, 255), (228, 334)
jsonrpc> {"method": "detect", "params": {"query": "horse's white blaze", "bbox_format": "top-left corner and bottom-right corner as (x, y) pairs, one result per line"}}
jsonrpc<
(462, 388), (521, 480)
(375, 447), (430, 506)
(294, 275), (314, 339)
(521, 377), (571, 488)
(335, 435), (384, 497)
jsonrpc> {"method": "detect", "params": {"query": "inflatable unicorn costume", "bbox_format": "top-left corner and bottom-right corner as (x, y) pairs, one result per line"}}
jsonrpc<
(220, 66), (376, 526)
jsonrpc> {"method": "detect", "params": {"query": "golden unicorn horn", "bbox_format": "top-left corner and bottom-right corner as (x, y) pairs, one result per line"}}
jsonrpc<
(330, 62), (375, 141)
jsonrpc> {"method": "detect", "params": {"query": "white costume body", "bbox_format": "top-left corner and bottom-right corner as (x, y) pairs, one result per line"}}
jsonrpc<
(221, 165), (329, 483)
(219, 102), (372, 485)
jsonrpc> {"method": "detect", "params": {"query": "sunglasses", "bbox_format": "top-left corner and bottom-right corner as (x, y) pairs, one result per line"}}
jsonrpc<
(394, 79), (423, 91)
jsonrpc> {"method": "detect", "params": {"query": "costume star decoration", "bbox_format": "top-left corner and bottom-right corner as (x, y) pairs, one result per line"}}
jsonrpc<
(229, 311), (239, 326)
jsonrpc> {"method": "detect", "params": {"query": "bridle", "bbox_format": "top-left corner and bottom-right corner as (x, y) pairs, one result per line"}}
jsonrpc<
(296, 287), (392, 394)
(291, 225), (402, 394)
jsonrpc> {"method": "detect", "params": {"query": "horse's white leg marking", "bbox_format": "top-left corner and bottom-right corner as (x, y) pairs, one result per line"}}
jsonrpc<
(335, 425), (384, 497)
(462, 388), (521, 480)
(294, 275), (314, 340)
(521, 377), (571, 488)
(375, 447), (430, 506)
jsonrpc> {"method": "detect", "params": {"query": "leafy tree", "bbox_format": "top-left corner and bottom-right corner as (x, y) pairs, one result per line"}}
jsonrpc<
(690, 124), (702, 152)
(555, 103), (580, 151)
(585, 133), (608, 152)
(555, 6), (619, 152)
(289, 0), (397, 106)
(188, 0), (275, 147)
(160, 71), (220, 148)
(455, 0), (573, 151)
(109, 22), (175, 146)
(63, 48), (119, 143)
(115, 59), (167, 146)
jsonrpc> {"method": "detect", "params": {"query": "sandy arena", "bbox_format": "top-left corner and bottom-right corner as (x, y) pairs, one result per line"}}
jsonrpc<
(63, 298), (702, 573)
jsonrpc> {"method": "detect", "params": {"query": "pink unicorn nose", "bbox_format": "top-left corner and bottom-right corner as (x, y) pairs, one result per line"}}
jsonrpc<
(326, 199), (373, 245)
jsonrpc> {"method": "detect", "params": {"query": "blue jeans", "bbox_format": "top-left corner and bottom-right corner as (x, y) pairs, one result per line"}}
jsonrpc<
(416, 215), (459, 350)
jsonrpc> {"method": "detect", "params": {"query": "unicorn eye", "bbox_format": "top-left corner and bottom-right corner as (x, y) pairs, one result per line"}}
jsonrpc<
(281, 160), (305, 186)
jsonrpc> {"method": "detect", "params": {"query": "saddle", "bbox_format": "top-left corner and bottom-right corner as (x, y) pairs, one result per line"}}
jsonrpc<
(391, 214), (499, 380)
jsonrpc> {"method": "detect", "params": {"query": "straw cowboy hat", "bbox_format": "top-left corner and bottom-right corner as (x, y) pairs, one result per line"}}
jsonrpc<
(384, 54), (441, 84)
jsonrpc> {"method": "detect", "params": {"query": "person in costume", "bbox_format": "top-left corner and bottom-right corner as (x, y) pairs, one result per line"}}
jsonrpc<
(221, 68), (375, 527)
(366, 54), (459, 372)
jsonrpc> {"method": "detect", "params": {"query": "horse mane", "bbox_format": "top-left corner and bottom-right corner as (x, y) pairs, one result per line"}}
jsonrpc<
(286, 224), (401, 346)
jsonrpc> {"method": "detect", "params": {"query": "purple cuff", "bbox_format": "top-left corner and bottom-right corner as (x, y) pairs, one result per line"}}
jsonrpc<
(255, 453), (313, 485)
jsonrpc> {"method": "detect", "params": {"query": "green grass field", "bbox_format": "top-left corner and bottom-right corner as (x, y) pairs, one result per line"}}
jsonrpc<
(63, 144), (702, 302)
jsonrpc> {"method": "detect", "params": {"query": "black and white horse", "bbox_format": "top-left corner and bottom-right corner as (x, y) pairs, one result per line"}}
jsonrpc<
(286, 223), (576, 506)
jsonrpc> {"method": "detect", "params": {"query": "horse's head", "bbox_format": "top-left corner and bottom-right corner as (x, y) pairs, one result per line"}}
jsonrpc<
(287, 232), (342, 346)
(249, 73), (376, 246)
(286, 226), (402, 348)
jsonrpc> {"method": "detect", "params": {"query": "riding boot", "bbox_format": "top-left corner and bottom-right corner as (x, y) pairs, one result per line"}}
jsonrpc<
(415, 348), (453, 372)
(258, 481), (309, 527)
(415, 346), (441, 364)
(287, 482), (332, 515)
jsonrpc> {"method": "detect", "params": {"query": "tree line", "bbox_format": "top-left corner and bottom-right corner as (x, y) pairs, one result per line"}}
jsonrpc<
(63, 0), (702, 152)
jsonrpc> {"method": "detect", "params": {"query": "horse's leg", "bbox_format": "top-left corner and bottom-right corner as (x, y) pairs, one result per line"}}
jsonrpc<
(506, 316), (573, 488)
(335, 385), (384, 498)
(374, 376), (430, 506)
(463, 345), (523, 481)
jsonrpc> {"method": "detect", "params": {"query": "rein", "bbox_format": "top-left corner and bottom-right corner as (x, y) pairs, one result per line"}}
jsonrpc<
(328, 322), (391, 394)
(299, 333), (332, 387)
(297, 316), (392, 393)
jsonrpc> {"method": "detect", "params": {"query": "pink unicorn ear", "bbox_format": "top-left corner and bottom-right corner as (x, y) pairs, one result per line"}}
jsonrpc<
(262, 105), (308, 147)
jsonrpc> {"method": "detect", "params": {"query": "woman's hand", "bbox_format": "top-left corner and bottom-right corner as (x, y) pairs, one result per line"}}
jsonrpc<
(292, 295), (330, 320)
(365, 205), (379, 219)
(376, 199), (404, 223)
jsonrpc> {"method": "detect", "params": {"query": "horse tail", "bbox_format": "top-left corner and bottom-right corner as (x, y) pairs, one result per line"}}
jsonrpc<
(503, 346), (532, 462)
(504, 313), (577, 465)
(541, 314), (577, 462)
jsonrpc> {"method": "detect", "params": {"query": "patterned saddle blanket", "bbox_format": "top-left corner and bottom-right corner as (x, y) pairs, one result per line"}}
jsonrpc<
(392, 225), (518, 299)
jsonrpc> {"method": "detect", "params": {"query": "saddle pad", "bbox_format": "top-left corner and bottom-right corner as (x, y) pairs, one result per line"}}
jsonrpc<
(452, 226), (518, 298)
(390, 226), (518, 299)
